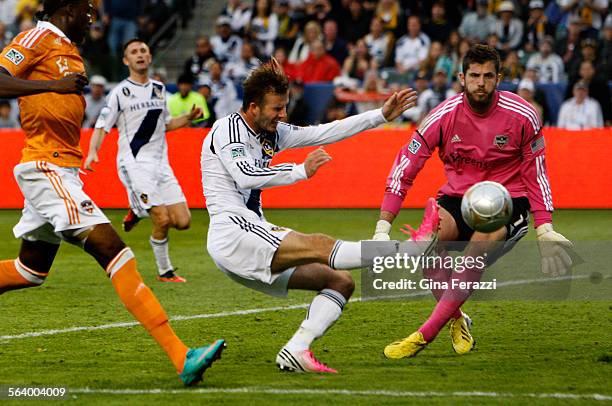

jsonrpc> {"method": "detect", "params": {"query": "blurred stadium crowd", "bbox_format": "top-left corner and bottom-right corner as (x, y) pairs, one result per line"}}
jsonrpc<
(0, 0), (609, 129)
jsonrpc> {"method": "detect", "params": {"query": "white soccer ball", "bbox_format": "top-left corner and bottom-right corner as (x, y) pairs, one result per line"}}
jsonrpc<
(461, 181), (513, 233)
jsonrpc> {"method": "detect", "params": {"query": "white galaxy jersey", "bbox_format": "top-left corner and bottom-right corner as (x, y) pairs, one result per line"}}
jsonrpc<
(95, 78), (171, 164)
(201, 109), (386, 221)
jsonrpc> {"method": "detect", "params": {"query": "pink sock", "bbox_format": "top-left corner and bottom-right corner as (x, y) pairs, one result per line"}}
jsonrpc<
(418, 264), (484, 342)
(422, 250), (462, 319)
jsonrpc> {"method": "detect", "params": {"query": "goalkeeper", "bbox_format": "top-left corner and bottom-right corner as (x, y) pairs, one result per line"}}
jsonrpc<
(372, 45), (572, 359)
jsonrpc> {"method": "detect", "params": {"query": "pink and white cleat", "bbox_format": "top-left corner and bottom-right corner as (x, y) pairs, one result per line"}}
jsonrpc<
(400, 197), (440, 256)
(276, 348), (337, 373)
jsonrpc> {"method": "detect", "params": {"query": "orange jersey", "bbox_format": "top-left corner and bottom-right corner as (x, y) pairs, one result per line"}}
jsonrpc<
(0, 22), (86, 167)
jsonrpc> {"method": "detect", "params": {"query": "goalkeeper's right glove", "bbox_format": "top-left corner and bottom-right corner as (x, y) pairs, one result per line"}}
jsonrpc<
(373, 220), (391, 241)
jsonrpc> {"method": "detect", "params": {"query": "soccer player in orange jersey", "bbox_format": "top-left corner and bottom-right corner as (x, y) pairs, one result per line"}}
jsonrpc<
(0, 0), (224, 386)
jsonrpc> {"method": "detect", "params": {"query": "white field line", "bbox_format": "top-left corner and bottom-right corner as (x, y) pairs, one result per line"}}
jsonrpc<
(70, 387), (612, 401)
(0, 275), (587, 342)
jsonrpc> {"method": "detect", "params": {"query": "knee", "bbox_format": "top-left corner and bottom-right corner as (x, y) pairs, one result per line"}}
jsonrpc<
(153, 213), (172, 230)
(173, 218), (191, 230)
(327, 270), (355, 299)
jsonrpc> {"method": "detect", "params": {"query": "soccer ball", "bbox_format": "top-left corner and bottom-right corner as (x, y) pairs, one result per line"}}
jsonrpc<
(461, 181), (513, 233)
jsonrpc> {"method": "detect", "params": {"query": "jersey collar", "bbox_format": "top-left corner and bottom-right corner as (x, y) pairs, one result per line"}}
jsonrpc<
(36, 21), (69, 41)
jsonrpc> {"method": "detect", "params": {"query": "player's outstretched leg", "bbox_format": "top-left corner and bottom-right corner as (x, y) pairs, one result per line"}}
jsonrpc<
(0, 240), (58, 295)
(275, 264), (354, 373)
(84, 223), (224, 384)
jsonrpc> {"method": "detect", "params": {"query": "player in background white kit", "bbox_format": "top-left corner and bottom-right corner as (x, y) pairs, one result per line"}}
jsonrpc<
(85, 39), (203, 283)
(201, 60), (440, 373)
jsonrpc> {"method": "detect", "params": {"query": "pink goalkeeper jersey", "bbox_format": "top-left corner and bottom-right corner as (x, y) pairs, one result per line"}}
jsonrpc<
(382, 90), (553, 227)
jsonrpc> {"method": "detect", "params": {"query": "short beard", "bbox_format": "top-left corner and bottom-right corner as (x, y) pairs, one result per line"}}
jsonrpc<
(466, 90), (494, 113)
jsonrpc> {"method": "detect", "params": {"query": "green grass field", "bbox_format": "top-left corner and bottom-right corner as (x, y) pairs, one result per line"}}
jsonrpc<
(0, 209), (610, 405)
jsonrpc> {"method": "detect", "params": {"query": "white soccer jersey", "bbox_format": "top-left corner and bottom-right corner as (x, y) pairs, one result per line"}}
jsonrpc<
(201, 109), (386, 221)
(95, 78), (171, 165)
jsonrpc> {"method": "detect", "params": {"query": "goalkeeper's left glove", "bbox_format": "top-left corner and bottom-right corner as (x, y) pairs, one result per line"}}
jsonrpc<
(536, 223), (573, 277)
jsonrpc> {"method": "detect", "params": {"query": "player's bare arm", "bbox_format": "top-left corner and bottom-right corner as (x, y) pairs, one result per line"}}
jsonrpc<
(84, 128), (108, 171)
(166, 104), (204, 131)
(0, 67), (88, 98)
(381, 88), (418, 121)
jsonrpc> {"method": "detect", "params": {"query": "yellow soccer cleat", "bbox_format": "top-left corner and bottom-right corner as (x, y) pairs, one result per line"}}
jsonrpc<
(449, 312), (475, 355)
(384, 331), (428, 359)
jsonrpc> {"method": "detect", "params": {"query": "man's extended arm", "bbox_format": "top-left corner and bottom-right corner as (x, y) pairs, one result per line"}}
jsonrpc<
(0, 67), (88, 98)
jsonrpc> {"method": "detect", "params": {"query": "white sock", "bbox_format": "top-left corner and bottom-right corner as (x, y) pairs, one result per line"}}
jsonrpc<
(149, 236), (173, 274)
(328, 240), (362, 269)
(285, 289), (346, 352)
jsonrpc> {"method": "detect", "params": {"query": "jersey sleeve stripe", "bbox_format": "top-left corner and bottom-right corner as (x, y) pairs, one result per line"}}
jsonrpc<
(499, 95), (541, 129)
(22, 29), (50, 48)
(535, 156), (554, 211)
(389, 155), (410, 195)
(18, 28), (39, 46)
(419, 98), (462, 134)
(498, 102), (538, 133)
(236, 161), (292, 176)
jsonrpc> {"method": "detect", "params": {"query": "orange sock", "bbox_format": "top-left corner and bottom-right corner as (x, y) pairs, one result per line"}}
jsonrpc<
(107, 248), (188, 372)
(0, 259), (46, 295)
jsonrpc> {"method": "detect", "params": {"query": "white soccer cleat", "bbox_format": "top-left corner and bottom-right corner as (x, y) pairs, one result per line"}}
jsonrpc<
(276, 347), (337, 373)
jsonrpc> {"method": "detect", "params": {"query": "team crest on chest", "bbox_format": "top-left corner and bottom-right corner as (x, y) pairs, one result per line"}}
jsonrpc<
(151, 83), (164, 99)
(122, 87), (131, 97)
(494, 134), (509, 149)
(261, 140), (275, 157)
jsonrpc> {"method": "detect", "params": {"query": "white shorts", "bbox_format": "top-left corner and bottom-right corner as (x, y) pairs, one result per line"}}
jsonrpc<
(207, 214), (295, 297)
(13, 161), (110, 245)
(117, 161), (186, 218)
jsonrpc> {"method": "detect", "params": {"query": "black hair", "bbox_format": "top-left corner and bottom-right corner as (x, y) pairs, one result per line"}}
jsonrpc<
(122, 38), (147, 55)
(36, 0), (84, 20)
(177, 73), (195, 85)
(462, 44), (501, 74)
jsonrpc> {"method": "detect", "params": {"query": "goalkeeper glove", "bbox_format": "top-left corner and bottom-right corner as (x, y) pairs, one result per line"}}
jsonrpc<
(373, 220), (391, 241)
(536, 223), (572, 276)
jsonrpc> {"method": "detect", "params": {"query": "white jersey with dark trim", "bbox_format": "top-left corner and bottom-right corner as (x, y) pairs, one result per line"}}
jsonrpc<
(95, 78), (171, 165)
(201, 109), (386, 221)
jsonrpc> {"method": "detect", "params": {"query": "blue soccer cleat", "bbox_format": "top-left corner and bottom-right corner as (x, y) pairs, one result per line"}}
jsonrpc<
(179, 339), (226, 386)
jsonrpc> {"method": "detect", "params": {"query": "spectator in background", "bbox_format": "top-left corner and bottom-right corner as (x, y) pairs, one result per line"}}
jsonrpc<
(247, 0), (278, 57)
(558, 0), (608, 32)
(363, 16), (394, 68)
(402, 70), (430, 123)
(273, 47), (297, 80)
(288, 20), (321, 63)
(297, 39), (341, 83)
(183, 36), (216, 78)
(0, 21), (10, 49)
(340, 0), (372, 45)
(566, 60), (611, 125)
(84, 75), (108, 128)
(493, 1), (523, 53)
(202, 59), (241, 119)
(167, 74), (210, 126)
(305, 0), (333, 27)
(419, 68), (449, 117)
(0, 0), (17, 29)
(375, 0), (404, 37)
(557, 81), (603, 129)
(322, 19), (347, 65)
(459, 0), (497, 43)
(82, 22), (113, 80)
(601, 15), (612, 81)
(275, 0), (299, 51)
(420, 41), (445, 79)
(0, 99), (18, 128)
(516, 78), (543, 120)
(423, 2), (453, 44)
(14, 0), (37, 26)
(220, 0), (252, 35)
(556, 15), (585, 68)
(225, 41), (261, 84)
(342, 38), (377, 81)
(501, 50), (524, 82)
(522, 66), (551, 124)
(197, 84), (216, 127)
(287, 79), (309, 125)
(526, 36), (565, 83)
(523, 0), (553, 53)
(211, 16), (243, 64)
(394, 16), (431, 79)
(321, 95), (348, 123)
(104, 0), (142, 56)
(567, 38), (599, 79)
